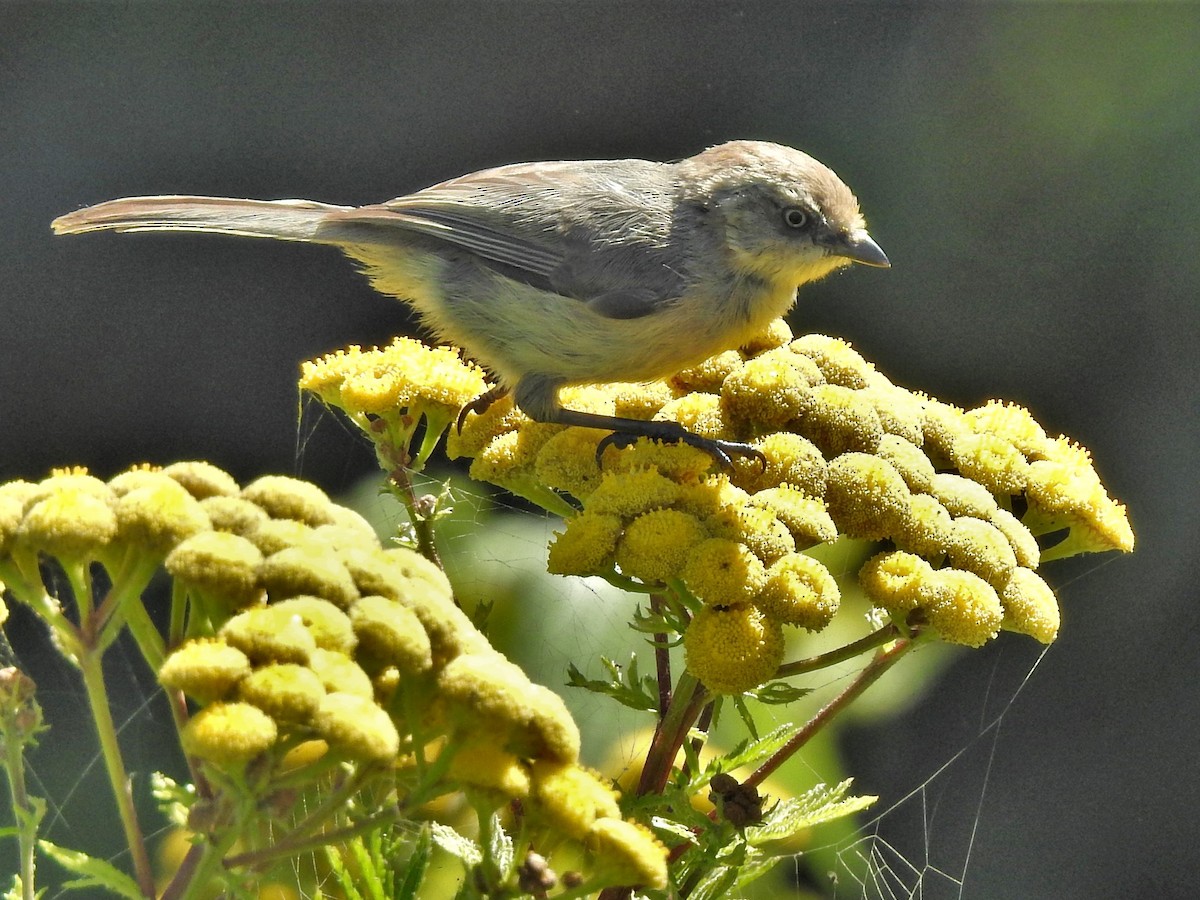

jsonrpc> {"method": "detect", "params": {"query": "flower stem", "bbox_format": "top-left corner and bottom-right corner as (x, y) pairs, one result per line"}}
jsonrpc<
(637, 671), (708, 796)
(77, 646), (156, 897)
(773, 623), (899, 679)
(747, 634), (917, 790)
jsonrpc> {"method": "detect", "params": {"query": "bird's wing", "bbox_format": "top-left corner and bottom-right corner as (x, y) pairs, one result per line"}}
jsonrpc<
(323, 159), (689, 313)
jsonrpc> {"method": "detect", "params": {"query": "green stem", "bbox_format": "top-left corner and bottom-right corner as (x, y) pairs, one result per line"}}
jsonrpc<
(1, 703), (40, 900)
(77, 646), (156, 897)
(773, 623), (899, 679)
(637, 671), (708, 796)
(746, 634), (917, 790)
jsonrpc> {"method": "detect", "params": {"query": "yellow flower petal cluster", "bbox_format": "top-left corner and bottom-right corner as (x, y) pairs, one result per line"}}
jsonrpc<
(434, 321), (1131, 657)
(300, 337), (488, 470)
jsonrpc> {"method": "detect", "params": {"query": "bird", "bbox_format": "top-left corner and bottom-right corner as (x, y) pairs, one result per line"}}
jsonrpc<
(52, 139), (888, 465)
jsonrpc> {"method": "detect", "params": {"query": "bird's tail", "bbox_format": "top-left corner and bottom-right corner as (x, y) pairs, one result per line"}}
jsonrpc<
(51, 195), (353, 243)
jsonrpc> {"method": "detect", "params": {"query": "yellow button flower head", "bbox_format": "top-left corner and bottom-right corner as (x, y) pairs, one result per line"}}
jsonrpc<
(875, 434), (937, 494)
(800, 384), (884, 456)
(949, 433), (1029, 496)
(181, 701), (278, 769)
(921, 569), (1003, 647)
(114, 473), (211, 555)
(161, 461), (242, 500)
(349, 594), (433, 676)
(989, 507), (1041, 569)
(684, 604), (785, 695)
(159, 638), (252, 705)
(241, 476), (336, 527)
(963, 400), (1050, 457)
(610, 380), (674, 420)
(242, 518), (317, 556)
(165, 531), (264, 614)
(825, 453), (912, 541)
(682, 538), (767, 607)
(790, 334), (875, 389)
(733, 432), (826, 497)
(1000, 567), (1061, 643)
(238, 663), (325, 724)
(893, 493), (954, 558)
(945, 516), (1018, 589)
(657, 392), (732, 441)
(928, 472), (999, 520)
(604, 438), (713, 482)
(862, 382), (927, 446)
(18, 486), (117, 560)
(0, 482), (36, 556)
(704, 504), (795, 566)
(587, 817), (669, 891)
(313, 691), (400, 763)
(748, 485), (837, 548)
(920, 398), (970, 469)
(756, 552), (840, 631)
(672, 349), (745, 393)
(742, 316), (794, 354)
(513, 683), (582, 764)
(448, 740), (531, 798)
(298, 344), (367, 405)
(547, 510), (623, 576)
(533, 426), (606, 499)
(674, 475), (751, 521)
(258, 544), (360, 609)
(307, 648), (374, 699)
(199, 495), (269, 536)
(1024, 442), (1134, 556)
(529, 760), (621, 840)
(720, 349), (818, 428)
(859, 551), (935, 614)
(616, 508), (709, 584)
(585, 467), (682, 518)
(268, 596), (357, 655)
(221, 607), (318, 666)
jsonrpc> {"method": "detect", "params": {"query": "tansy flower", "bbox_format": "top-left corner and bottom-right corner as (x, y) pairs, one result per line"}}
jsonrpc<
(616, 508), (709, 584)
(313, 691), (400, 762)
(684, 604), (784, 695)
(789, 334), (875, 389)
(268, 596), (357, 655)
(755, 552), (840, 631)
(199, 496), (269, 537)
(161, 461), (242, 500)
(704, 504), (795, 566)
(529, 760), (621, 840)
(862, 382), (926, 446)
(825, 453), (911, 541)
(547, 511), (623, 577)
(874, 434), (937, 494)
(610, 380), (674, 420)
(681, 538), (767, 607)
(349, 594), (434, 675)
(963, 400), (1051, 457)
(448, 740), (531, 798)
(181, 701), (278, 769)
(719, 350), (817, 427)
(920, 569), (1003, 648)
(114, 475), (211, 555)
(221, 607), (317, 666)
(586, 818), (669, 890)
(165, 531), (264, 614)
(893, 493), (955, 558)
(257, 544), (360, 609)
(799, 384), (884, 456)
(859, 551), (934, 614)
(949, 433), (1029, 496)
(732, 432), (826, 497)
(17, 487), (117, 561)
(944, 517), (1018, 589)
(585, 467), (682, 518)
(241, 475), (337, 527)
(533, 426), (606, 500)
(671, 349), (745, 393)
(747, 485), (837, 548)
(1000, 568), (1061, 643)
(159, 638), (252, 705)
(657, 392), (733, 441)
(307, 648), (374, 699)
(237, 663), (325, 724)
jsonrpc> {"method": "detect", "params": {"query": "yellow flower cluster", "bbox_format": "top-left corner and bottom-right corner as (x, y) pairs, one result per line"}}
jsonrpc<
(0, 461), (666, 890)
(434, 321), (1133, 686)
(299, 338), (488, 470)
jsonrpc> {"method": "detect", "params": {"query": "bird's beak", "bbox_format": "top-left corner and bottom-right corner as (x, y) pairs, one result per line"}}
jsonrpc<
(835, 231), (890, 268)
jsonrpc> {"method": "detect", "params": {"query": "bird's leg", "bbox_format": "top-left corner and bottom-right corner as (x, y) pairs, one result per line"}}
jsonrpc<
(512, 373), (762, 469)
(455, 384), (510, 433)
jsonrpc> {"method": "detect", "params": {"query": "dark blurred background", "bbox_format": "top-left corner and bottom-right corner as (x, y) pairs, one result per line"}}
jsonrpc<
(2, 2), (1197, 897)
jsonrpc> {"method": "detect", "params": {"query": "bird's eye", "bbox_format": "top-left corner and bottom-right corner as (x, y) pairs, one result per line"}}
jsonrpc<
(783, 207), (810, 229)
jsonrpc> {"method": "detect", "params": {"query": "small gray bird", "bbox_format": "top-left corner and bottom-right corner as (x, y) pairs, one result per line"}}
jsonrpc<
(52, 140), (888, 464)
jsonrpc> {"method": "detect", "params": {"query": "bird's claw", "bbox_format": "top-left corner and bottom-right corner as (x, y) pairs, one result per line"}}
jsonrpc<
(594, 429), (766, 471)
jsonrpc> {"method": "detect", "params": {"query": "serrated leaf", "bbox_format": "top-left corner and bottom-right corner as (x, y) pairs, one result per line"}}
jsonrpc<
(37, 840), (143, 900)
(566, 655), (658, 711)
(396, 825), (433, 900)
(746, 779), (877, 853)
(429, 822), (482, 866)
(686, 722), (803, 793)
(484, 810), (514, 882)
(747, 681), (813, 705)
(732, 694), (760, 739)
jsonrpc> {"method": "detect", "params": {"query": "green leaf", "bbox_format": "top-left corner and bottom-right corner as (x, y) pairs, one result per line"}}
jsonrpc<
(483, 809), (514, 883)
(685, 722), (803, 793)
(566, 655), (659, 711)
(747, 681), (813, 705)
(745, 779), (876, 854)
(731, 694), (760, 739)
(396, 825), (433, 900)
(429, 822), (482, 867)
(38, 840), (143, 900)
